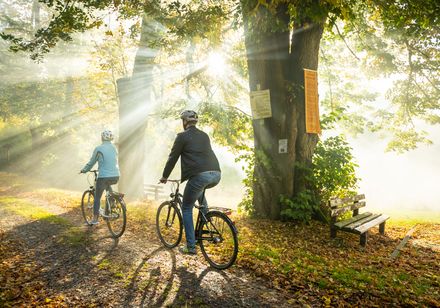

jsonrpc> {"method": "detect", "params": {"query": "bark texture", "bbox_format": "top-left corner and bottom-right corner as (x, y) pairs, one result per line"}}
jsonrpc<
(242, 2), (325, 219)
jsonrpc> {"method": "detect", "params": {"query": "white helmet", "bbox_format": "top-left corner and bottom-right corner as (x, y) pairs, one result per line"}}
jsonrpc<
(101, 130), (114, 141)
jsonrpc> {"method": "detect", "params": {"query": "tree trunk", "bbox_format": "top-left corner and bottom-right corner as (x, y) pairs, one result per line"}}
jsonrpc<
(242, 2), (325, 219)
(30, 126), (45, 155)
(0, 144), (11, 167)
(291, 23), (324, 196)
(31, 0), (40, 29)
(117, 77), (148, 198)
(28, 124), (51, 174)
(117, 14), (157, 198)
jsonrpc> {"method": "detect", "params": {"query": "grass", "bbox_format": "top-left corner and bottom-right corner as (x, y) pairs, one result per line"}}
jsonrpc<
(59, 226), (88, 246)
(22, 188), (80, 209)
(1, 172), (438, 306)
(232, 217), (440, 305)
(251, 245), (280, 263)
(0, 196), (89, 247)
(0, 196), (70, 225)
(97, 258), (111, 270)
(96, 258), (126, 280)
(330, 267), (373, 287)
(387, 209), (440, 226)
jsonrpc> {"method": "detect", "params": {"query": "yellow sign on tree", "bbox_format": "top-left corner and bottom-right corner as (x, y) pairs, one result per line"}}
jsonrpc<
(304, 69), (321, 134)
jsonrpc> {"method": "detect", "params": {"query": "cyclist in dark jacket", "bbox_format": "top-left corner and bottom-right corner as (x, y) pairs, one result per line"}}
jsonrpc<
(160, 110), (221, 254)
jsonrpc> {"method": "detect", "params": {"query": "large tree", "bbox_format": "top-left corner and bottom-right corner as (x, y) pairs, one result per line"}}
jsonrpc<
(116, 13), (160, 198)
(240, 1), (326, 219)
(2, 0), (438, 217)
(239, 0), (439, 218)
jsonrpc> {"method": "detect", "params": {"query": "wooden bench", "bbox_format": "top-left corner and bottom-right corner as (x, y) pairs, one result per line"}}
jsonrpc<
(143, 184), (167, 201)
(329, 194), (389, 246)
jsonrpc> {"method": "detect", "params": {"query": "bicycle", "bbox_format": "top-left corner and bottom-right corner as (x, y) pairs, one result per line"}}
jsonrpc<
(81, 170), (127, 238)
(156, 180), (238, 270)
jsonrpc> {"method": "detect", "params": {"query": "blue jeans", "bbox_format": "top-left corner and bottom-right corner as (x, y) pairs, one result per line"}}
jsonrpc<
(94, 177), (119, 217)
(182, 171), (221, 248)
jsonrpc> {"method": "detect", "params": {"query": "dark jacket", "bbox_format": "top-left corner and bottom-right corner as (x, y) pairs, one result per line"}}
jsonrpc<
(162, 126), (220, 182)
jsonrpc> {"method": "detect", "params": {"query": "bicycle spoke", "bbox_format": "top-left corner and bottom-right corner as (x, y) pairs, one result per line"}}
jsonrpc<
(81, 190), (94, 225)
(199, 211), (238, 270)
(156, 202), (182, 248)
(106, 197), (126, 238)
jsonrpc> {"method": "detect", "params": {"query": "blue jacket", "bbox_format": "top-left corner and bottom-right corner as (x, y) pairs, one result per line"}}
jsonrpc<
(81, 141), (120, 178)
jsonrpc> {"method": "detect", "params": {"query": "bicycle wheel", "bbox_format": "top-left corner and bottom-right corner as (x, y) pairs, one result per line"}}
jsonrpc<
(156, 201), (183, 248)
(199, 211), (238, 270)
(81, 190), (94, 225)
(105, 196), (127, 238)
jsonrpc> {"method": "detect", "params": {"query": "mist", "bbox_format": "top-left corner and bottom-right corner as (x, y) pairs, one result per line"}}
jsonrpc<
(1, 5), (439, 221)
(348, 129), (440, 220)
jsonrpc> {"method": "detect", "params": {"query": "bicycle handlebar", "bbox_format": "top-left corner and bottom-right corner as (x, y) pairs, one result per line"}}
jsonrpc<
(158, 179), (180, 184)
(80, 170), (98, 174)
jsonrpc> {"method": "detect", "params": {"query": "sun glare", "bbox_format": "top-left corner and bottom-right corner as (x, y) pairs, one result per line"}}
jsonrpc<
(207, 52), (226, 76)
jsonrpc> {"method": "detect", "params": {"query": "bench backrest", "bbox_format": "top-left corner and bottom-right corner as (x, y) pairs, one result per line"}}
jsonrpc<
(144, 184), (164, 192)
(329, 194), (366, 217)
(143, 184), (166, 200)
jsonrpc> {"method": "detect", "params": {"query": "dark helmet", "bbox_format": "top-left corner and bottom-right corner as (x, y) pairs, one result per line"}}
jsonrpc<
(180, 110), (198, 123)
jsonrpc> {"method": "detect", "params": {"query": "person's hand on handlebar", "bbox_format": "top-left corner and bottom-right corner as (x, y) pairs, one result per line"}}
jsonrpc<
(159, 177), (167, 184)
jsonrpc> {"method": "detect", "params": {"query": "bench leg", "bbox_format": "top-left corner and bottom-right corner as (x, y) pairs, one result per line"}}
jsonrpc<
(379, 222), (386, 234)
(360, 232), (368, 246)
(330, 217), (337, 239)
(330, 226), (337, 238)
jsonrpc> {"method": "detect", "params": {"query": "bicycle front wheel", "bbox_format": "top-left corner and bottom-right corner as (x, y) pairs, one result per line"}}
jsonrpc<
(81, 190), (94, 225)
(199, 211), (238, 270)
(156, 201), (183, 248)
(105, 197), (127, 238)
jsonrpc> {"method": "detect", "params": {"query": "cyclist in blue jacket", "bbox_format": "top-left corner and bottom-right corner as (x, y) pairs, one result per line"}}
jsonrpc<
(80, 130), (120, 225)
(160, 110), (221, 255)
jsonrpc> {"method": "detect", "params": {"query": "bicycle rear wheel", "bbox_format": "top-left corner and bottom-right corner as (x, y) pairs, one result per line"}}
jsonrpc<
(81, 190), (94, 225)
(156, 201), (183, 248)
(105, 196), (127, 238)
(199, 211), (238, 270)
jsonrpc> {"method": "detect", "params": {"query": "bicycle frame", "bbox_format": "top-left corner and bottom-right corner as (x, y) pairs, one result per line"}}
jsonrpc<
(157, 179), (238, 269)
(166, 180), (232, 242)
(88, 170), (120, 219)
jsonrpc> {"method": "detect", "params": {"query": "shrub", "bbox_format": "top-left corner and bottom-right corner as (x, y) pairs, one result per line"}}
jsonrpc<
(312, 135), (359, 203)
(281, 135), (359, 222)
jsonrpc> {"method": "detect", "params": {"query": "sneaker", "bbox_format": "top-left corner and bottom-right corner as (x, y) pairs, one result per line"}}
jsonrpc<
(85, 219), (99, 226)
(89, 215), (99, 225)
(178, 245), (197, 255)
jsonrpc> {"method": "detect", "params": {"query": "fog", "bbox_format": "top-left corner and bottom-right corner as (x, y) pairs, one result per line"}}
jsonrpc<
(348, 129), (440, 220)
(1, 8), (439, 220)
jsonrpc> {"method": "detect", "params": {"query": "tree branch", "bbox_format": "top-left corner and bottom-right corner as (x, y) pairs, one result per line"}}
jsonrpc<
(332, 22), (360, 61)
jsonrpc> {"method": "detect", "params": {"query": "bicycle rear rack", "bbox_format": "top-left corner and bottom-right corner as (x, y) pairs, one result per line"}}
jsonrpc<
(110, 191), (125, 198)
(209, 207), (233, 215)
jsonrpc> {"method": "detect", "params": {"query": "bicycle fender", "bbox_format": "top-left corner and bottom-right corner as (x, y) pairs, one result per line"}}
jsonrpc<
(208, 210), (238, 234)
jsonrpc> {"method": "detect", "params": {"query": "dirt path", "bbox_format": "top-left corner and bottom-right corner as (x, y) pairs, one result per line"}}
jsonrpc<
(0, 185), (298, 307)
